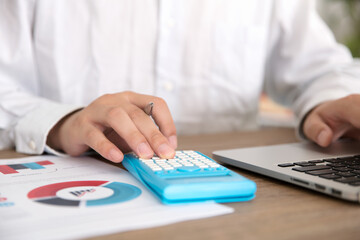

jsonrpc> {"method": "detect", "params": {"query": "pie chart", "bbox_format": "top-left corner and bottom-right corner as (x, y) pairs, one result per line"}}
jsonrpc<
(27, 180), (141, 207)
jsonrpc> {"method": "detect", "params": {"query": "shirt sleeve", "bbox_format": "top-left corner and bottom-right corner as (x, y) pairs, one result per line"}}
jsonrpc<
(264, 0), (360, 139)
(0, 1), (82, 154)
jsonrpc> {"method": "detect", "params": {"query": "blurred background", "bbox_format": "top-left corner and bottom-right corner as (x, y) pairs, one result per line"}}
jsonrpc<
(259, 0), (360, 128)
(318, 0), (360, 58)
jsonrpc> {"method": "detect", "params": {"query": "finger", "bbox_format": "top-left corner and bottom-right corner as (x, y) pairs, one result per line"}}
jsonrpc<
(151, 98), (177, 148)
(105, 129), (132, 153)
(83, 125), (124, 163)
(125, 105), (175, 159)
(303, 112), (334, 147)
(338, 95), (360, 129)
(343, 129), (360, 140)
(126, 93), (177, 148)
(104, 107), (155, 159)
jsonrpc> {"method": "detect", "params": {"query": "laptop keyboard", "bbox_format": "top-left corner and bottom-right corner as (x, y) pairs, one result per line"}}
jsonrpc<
(278, 155), (360, 186)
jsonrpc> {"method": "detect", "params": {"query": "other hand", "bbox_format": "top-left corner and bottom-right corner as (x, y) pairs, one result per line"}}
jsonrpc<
(303, 94), (360, 147)
(46, 91), (177, 162)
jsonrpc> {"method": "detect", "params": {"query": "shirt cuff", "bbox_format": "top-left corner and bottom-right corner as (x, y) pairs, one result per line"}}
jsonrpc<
(44, 144), (70, 157)
(14, 100), (83, 154)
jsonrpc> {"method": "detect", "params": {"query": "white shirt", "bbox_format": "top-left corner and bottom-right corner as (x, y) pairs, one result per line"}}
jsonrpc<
(0, 0), (359, 154)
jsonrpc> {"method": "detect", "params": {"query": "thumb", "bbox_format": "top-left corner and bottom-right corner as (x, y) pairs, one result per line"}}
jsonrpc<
(303, 113), (333, 147)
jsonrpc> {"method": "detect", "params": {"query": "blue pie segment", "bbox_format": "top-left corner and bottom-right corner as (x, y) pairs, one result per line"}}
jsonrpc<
(27, 180), (141, 207)
(86, 182), (141, 206)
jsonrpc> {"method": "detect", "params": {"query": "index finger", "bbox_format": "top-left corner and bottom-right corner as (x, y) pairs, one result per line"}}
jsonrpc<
(126, 92), (178, 148)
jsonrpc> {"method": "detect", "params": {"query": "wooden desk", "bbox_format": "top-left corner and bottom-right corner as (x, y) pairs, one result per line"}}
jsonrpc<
(2, 127), (360, 240)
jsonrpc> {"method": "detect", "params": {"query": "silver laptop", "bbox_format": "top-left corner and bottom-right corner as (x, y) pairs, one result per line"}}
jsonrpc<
(213, 140), (360, 202)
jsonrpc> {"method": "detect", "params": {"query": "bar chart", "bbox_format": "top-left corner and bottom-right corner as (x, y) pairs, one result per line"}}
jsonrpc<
(0, 160), (54, 174)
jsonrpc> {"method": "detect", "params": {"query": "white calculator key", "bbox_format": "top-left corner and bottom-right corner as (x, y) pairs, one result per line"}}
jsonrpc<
(198, 165), (208, 168)
(188, 151), (198, 154)
(204, 160), (215, 164)
(176, 154), (186, 157)
(168, 161), (179, 164)
(163, 167), (174, 170)
(179, 161), (189, 165)
(172, 164), (182, 167)
(158, 164), (169, 168)
(151, 167), (163, 171)
(178, 154), (186, 157)
(145, 163), (157, 166)
(204, 163), (215, 166)
(210, 164), (220, 168)
(192, 160), (201, 164)
(179, 162), (190, 165)
(155, 160), (167, 163)
(168, 163), (178, 166)
(183, 164), (193, 167)
(141, 159), (154, 162)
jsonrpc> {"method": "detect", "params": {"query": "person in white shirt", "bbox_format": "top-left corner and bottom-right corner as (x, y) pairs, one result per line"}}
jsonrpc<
(1, 0), (360, 163)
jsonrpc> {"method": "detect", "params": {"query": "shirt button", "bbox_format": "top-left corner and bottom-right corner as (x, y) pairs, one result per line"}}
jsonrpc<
(163, 81), (174, 92)
(29, 140), (36, 151)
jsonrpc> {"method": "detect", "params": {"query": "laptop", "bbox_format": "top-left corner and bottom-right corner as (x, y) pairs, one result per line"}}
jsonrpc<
(213, 140), (360, 202)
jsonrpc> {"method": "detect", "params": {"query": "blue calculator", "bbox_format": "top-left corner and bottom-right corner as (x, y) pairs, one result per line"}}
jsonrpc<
(122, 150), (256, 204)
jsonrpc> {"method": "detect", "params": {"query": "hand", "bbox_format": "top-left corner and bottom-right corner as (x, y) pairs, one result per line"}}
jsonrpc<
(303, 94), (360, 147)
(46, 91), (177, 162)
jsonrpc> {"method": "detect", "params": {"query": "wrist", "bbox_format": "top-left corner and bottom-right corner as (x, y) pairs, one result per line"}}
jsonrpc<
(46, 110), (79, 152)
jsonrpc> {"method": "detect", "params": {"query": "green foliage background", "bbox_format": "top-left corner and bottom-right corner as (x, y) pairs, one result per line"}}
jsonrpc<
(343, 0), (360, 57)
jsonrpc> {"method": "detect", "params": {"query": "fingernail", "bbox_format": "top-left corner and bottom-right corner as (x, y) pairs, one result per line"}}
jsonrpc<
(157, 143), (174, 158)
(137, 142), (153, 158)
(168, 135), (178, 149)
(317, 130), (328, 146)
(109, 149), (123, 162)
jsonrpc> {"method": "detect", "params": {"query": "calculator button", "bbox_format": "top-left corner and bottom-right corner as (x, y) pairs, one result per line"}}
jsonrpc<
(126, 151), (231, 179)
(183, 150), (194, 154)
(209, 164), (219, 168)
(198, 165), (208, 168)
(170, 164), (182, 167)
(216, 167), (227, 171)
(151, 167), (163, 172)
(145, 164), (157, 167)
(183, 163), (195, 167)
(155, 160), (167, 163)
(161, 165), (172, 169)
(177, 166), (201, 172)
(163, 166), (174, 170)
(141, 159), (154, 162)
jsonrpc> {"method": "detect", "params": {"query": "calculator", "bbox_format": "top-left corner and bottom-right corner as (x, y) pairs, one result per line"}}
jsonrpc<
(122, 150), (256, 204)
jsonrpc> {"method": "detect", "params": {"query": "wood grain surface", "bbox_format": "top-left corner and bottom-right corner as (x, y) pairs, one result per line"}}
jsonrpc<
(2, 127), (360, 240)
